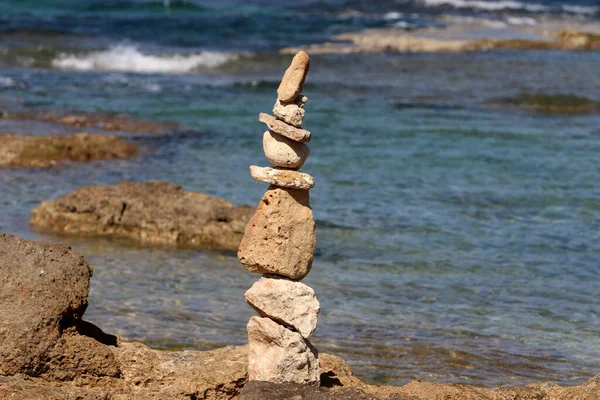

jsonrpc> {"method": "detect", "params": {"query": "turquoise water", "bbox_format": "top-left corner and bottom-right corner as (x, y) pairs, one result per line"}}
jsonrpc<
(1, 0), (600, 388)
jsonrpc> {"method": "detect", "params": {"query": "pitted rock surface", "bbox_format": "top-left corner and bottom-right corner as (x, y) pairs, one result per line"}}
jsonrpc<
(246, 276), (319, 338)
(238, 186), (316, 280)
(247, 317), (319, 385)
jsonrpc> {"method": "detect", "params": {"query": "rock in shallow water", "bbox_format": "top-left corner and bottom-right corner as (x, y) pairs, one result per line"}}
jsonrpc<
(263, 130), (310, 169)
(247, 316), (319, 385)
(238, 185), (316, 280)
(259, 113), (311, 143)
(0, 133), (137, 168)
(273, 96), (307, 128)
(277, 51), (310, 103)
(245, 276), (320, 338)
(249, 165), (314, 190)
(30, 181), (253, 251)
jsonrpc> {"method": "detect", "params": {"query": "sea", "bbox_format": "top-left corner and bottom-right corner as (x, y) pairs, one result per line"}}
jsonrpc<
(1, 0), (600, 388)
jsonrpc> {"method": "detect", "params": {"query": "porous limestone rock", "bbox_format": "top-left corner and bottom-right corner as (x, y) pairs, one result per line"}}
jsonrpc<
(277, 51), (310, 102)
(0, 233), (120, 380)
(263, 130), (310, 169)
(240, 381), (378, 400)
(30, 181), (253, 251)
(249, 165), (314, 190)
(245, 276), (320, 338)
(259, 113), (312, 143)
(0, 133), (137, 168)
(273, 96), (307, 128)
(238, 186), (316, 280)
(247, 316), (319, 385)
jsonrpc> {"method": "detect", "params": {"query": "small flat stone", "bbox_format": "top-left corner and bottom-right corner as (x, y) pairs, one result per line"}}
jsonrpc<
(250, 166), (314, 190)
(277, 51), (310, 103)
(258, 113), (311, 143)
(273, 96), (306, 128)
(238, 186), (316, 280)
(247, 316), (319, 385)
(246, 276), (320, 338)
(263, 131), (310, 169)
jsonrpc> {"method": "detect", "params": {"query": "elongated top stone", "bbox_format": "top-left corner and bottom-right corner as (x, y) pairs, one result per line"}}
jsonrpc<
(277, 51), (310, 103)
(250, 166), (314, 190)
(259, 113), (311, 143)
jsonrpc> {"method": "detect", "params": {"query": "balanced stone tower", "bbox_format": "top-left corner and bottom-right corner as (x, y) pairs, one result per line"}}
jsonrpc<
(238, 51), (320, 385)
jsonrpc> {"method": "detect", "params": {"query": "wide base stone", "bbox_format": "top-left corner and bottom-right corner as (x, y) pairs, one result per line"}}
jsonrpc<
(247, 317), (319, 386)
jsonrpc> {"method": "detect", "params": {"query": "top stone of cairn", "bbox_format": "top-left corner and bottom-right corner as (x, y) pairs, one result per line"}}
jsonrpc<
(277, 51), (310, 103)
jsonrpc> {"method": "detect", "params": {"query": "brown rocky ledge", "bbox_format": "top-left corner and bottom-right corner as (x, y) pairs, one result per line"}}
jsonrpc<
(30, 181), (254, 251)
(0, 133), (137, 168)
(1, 233), (600, 400)
(0, 110), (179, 134)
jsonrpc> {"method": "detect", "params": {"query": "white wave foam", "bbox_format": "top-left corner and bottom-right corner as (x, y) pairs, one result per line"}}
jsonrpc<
(506, 16), (536, 25)
(384, 11), (404, 20)
(52, 44), (238, 73)
(423, 0), (547, 12)
(563, 5), (599, 14)
(0, 76), (15, 87)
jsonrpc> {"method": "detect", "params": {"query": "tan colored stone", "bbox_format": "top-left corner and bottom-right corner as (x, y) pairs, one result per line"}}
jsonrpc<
(30, 181), (253, 251)
(273, 96), (307, 128)
(249, 165), (314, 190)
(263, 131), (310, 169)
(277, 51), (310, 102)
(259, 113), (311, 143)
(247, 317), (319, 385)
(245, 276), (319, 338)
(238, 186), (316, 280)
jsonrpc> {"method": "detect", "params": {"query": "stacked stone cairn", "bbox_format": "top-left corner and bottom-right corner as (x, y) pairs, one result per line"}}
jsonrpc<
(238, 51), (320, 386)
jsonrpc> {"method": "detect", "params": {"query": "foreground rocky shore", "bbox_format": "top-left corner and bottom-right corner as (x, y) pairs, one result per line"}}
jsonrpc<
(1, 233), (600, 400)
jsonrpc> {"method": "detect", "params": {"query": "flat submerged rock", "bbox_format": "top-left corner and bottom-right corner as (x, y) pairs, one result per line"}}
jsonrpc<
(0, 132), (137, 168)
(30, 181), (253, 251)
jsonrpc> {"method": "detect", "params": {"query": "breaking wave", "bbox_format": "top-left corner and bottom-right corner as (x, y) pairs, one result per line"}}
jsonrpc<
(422, 0), (598, 14)
(0, 76), (16, 87)
(422, 0), (547, 11)
(51, 44), (238, 73)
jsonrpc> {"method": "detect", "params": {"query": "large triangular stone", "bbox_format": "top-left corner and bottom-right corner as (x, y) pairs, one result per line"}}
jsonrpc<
(238, 186), (316, 280)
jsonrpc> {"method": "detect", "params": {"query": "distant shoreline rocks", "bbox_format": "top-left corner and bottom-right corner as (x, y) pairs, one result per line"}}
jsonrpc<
(30, 181), (254, 251)
(492, 93), (600, 115)
(1, 110), (179, 135)
(0, 133), (137, 168)
(281, 28), (600, 54)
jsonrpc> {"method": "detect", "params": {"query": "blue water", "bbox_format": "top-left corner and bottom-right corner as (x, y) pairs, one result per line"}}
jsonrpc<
(1, 0), (600, 388)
